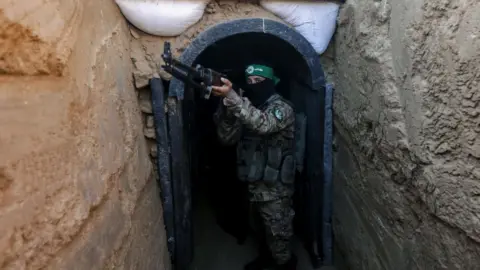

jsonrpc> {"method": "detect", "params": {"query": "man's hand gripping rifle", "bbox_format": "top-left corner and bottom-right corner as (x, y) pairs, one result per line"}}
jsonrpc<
(161, 42), (226, 99)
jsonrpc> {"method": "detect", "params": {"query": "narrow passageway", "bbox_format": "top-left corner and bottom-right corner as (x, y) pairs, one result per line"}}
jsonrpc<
(3, 1), (479, 269)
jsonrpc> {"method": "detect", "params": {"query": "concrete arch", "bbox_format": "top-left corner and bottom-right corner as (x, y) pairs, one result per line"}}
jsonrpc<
(169, 18), (326, 98)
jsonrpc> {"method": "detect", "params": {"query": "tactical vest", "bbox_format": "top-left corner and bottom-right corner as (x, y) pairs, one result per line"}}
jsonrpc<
(236, 96), (296, 185)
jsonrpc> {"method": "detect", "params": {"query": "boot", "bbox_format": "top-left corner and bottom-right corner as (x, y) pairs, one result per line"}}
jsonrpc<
(275, 254), (297, 270)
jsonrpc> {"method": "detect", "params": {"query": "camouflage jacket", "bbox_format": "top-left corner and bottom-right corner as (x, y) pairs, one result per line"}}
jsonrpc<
(214, 90), (295, 201)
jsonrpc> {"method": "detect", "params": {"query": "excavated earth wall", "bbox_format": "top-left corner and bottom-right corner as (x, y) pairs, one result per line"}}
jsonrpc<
(1, 0), (479, 270)
(0, 0), (170, 269)
(333, 0), (480, 269)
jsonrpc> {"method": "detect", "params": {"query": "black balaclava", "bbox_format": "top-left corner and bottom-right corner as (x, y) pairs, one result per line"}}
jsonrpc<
(244, 78), (276, 107)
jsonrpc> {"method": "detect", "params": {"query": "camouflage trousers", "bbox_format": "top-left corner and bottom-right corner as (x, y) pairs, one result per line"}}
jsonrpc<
(251, 196), (295, 265)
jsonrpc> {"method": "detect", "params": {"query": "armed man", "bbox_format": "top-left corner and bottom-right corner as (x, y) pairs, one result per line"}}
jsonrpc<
(212, 63), (297, 270)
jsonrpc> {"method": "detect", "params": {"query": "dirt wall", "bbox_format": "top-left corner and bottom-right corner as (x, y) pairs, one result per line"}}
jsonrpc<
(0, 1), (170, 269)
(333, 0), (480, 269)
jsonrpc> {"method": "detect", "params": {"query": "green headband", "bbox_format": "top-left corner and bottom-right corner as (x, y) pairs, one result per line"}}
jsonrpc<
(245, 64), (280, 85)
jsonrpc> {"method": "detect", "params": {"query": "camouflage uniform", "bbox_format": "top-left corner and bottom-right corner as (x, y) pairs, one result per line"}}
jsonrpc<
(214, 89), (296, 265)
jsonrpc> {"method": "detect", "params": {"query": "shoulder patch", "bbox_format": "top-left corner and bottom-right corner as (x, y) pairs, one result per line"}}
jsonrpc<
(273, 107), (284, 121)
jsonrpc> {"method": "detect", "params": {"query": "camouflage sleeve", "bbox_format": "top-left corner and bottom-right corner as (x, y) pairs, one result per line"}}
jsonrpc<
(223, 90), (294, 135)
(213, 100), (242, 145)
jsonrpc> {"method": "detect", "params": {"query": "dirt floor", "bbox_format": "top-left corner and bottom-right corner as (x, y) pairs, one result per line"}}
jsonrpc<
(189, 188), (319, 270)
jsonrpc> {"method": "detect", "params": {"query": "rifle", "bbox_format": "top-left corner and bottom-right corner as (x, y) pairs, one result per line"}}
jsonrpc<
(161, 41), (227, 99)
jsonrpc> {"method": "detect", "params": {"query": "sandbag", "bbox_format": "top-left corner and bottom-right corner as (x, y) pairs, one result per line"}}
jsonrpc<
(260, 1), (340, 54)
(115, 0), (208, 36)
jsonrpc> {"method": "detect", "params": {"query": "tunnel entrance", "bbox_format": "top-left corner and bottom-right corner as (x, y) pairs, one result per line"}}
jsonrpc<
(151, 18), (329, 270)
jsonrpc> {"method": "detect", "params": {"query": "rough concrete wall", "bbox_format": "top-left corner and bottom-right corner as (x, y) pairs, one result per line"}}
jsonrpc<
(131, 0), (281, 164)
(0, 1), (170, 269)
(333, 0), (480, 269)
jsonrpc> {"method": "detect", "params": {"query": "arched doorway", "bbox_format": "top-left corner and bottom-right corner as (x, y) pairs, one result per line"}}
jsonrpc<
(152, 18), (329, 270)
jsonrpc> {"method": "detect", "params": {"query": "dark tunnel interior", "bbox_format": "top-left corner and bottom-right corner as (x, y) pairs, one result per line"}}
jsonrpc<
(179, 32), (317, 269)
(191, 32), (311, 232)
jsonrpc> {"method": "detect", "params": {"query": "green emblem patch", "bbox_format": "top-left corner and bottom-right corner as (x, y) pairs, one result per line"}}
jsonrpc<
(274, 108), (284, 121)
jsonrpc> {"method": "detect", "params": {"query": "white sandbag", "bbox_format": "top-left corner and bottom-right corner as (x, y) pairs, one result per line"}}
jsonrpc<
(260, 1), (340, 54)
(115, 0), (208, 36)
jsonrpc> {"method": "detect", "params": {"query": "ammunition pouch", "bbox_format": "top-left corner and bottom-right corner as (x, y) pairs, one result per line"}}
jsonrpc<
(237, 139), (295, 184)
(263, 147), (282, 183)
(279, 154), (295, 184)
(237, 137), (265, 182)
